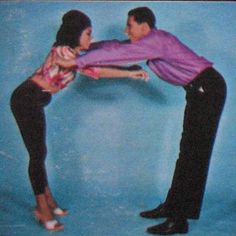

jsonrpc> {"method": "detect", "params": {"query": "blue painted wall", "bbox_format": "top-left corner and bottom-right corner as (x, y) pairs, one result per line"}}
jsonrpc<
(0, 2), (236, 235)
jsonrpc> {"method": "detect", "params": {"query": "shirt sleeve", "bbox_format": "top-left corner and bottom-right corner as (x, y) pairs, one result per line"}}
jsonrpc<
(80, 67), (101, 79)
(76, 33), (161, 69)
(88, 39), (121, 50)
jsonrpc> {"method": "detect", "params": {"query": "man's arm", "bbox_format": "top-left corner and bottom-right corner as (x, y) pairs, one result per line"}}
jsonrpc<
(87, 39), (122, 51)
(54, 30), (161, 69)
(74, 30), (162, 69)
(75, 37), (159, 69)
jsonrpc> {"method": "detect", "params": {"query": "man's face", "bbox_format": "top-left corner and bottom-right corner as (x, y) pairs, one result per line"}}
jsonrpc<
(125, 16), (146, 42)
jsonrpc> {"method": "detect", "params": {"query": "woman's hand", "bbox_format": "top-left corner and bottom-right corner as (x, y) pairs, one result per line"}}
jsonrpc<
(80, 67), (149, 81)
(128, 70), (149, 81)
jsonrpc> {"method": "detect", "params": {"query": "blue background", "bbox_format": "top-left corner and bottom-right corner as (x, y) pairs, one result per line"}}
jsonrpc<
(0, 1), (236, 236)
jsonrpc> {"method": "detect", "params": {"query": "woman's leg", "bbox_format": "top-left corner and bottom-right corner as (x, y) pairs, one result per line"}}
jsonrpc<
(45, 186), (68, 216)
(10, 81), (55, 220)
(45, 186), (58, 209)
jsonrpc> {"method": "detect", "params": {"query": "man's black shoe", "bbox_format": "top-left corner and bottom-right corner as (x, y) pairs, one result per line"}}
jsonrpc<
(146, 218), (188, 235)
(140, 203), (170, 219)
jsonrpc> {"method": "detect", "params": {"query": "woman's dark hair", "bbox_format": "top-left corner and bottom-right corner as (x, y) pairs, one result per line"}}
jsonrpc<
(54, 10), (91, 48)
(128, 7), (156, 29)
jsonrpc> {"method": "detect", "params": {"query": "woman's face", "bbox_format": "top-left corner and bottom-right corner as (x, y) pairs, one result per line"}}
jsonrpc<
(79, 27), (92, 50)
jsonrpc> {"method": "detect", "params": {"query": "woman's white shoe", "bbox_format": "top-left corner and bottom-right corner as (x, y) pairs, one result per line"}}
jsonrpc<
(53, 207), (69, 217)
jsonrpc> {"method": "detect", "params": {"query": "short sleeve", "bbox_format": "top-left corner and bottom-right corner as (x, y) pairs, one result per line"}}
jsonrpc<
(80, 67), (101, 79)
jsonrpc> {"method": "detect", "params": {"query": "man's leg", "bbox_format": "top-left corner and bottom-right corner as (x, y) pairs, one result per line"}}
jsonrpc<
(165, 71), (226, 219)
(143, 69), (226, 234)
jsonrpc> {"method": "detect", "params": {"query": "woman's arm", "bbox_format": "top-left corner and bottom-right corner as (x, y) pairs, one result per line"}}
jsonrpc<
(53, 53), (149, 81)
(80, 66), (149, 81)
(51, 47), (77, 69)
(53, 54), (77, 68)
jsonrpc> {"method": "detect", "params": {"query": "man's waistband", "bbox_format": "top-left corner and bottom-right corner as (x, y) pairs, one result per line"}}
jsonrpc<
(184, 67), (214, 90)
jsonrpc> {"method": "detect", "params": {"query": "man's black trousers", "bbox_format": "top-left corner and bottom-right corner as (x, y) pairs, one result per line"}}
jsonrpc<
(164, 67), (226, 219)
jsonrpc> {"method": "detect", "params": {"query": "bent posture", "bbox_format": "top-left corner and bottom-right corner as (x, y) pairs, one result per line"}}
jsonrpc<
(10, 9), (148, 232)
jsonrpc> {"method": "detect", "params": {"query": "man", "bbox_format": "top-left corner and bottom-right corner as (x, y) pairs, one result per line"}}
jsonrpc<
(56, 7), (226, 235)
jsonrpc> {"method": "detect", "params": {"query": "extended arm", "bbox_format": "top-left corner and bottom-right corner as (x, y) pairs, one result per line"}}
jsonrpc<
(52, 51), (149, 81)
(80, 66), (149, 81)
(75, 30), (163, 69)
(54, 30), (161, 69)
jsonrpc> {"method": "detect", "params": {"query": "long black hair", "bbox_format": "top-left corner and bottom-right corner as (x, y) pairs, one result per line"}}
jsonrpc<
(54, 10), (91, 48)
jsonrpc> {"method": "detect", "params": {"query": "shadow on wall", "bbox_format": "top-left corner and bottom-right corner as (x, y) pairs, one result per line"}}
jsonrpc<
(72, 76), (167, 104)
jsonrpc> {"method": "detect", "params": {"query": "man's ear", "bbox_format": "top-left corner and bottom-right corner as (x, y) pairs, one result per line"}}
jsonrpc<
(141, 22), (151, 35)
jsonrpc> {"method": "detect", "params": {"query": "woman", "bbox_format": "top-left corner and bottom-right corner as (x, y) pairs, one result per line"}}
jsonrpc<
(10, 10), (148, 232)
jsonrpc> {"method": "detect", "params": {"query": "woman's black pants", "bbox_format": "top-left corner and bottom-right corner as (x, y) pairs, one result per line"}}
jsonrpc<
(164, 67), (227, 219)
(10, 79), (52, 195)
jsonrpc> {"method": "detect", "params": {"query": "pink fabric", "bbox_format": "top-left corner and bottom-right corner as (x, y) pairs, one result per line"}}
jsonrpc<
(35, 46), (76, 89)
(81, 67), (101, 79)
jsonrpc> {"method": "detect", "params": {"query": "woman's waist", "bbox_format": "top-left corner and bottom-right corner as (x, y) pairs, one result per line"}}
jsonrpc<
(30, 74), (61, 94)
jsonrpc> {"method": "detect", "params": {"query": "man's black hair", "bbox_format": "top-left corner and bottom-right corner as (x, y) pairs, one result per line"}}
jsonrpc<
(128, 7), (156, 29)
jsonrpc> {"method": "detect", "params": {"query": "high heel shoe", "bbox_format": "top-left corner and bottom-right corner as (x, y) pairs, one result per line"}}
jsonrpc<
(53, 207), (69, 217)
(34, 209), (64, 232)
